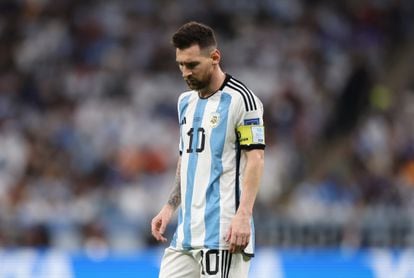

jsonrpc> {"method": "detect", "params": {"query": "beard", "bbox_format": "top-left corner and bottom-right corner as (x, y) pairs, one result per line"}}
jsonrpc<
(185, 75), (210, 91)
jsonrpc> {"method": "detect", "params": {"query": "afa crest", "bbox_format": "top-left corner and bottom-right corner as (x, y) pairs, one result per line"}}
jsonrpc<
(209, 112), (220, 128)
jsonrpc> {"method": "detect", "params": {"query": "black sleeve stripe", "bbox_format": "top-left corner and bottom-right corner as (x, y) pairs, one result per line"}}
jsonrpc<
(229, 78), (257, 111)
(240, 144), (265, 150)
(226, 82), (250, 111)
(235, 143), (241, 211)
(228, 80), (254, 111)
(248, 88), (258, 110)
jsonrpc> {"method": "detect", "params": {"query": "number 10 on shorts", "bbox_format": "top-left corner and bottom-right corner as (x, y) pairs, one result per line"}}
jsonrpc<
(201, 249), (232, 276)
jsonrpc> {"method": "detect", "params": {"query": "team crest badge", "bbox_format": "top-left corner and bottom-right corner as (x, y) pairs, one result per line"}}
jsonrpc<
(209, 112), (220, 128)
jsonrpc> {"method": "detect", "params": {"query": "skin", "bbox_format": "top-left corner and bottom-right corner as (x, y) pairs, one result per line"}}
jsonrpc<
(225, 149), (264, 253)
(176, 44), (225, 98)
(151, 43), (265, 253)
(151, 158), (181, 243)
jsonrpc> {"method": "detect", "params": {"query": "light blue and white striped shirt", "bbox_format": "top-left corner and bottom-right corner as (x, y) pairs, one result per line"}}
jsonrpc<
(171, 74), (265, 256)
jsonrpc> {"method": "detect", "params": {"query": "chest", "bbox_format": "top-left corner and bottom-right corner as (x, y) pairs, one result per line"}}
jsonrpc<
(179, 93), (235, 152)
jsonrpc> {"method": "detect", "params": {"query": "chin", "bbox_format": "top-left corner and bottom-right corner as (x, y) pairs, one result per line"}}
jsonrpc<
(187, 83), (202, 91)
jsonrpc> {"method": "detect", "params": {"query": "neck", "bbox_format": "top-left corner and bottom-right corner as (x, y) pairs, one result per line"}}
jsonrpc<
(198, 69), (226, 98)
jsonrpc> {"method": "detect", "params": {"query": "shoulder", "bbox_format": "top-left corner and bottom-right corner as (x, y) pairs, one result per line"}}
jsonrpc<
(177, 90), (195, 104)
(222, 75), (261, 112)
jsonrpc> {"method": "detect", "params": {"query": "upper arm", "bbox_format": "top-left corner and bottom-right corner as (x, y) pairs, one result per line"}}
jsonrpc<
(235, 94), (266, 150)
(245, 148), (264, 162)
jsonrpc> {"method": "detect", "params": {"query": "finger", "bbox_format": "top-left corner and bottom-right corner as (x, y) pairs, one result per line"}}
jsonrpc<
(241, 235), (249, 246)
(229, 242), (236, 253)
(244, 239), (250, 249)
(154, 231), (166, 242)
(236, 235), (243, 247)
(232, 235), (249, 253)
(235, 237), (243, 253)
(225, 227), (232, 242)
(151, 217), (160, 230)
(151, 218), (160, 232)
(151, 225), (158, 238)
(151, 219), (164, 241)
(156, 233), (166, 242)
(160, 220), (167, 235)
(240, 237), (249, 251)
(151, 229), (161, 241)
(230, 233), (238, 253)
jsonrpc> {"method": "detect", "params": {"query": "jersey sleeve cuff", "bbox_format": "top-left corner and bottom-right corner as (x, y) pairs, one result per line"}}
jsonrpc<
(240, 144), (265, 150)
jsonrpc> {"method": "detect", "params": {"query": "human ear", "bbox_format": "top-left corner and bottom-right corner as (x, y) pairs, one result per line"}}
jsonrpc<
(210, 49), (221, 65)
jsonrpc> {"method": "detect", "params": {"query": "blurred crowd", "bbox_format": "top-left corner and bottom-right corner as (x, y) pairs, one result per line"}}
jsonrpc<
(0, 0), (413, 252)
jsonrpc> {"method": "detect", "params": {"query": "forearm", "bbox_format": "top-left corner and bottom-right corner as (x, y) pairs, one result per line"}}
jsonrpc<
(152, 158), (181, 242)
(237, 150), (264, 216)
(167, 157), (182, 210)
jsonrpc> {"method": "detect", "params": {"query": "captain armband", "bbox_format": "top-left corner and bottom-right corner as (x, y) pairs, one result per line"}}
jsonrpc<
(236, 125), (265, 149)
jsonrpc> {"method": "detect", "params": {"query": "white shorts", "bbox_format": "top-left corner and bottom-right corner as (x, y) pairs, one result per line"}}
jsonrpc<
(159, 247), (251, 278)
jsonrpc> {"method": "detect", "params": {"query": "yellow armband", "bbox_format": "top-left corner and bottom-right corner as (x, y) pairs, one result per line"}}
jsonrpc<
(237, 125), (265, 146)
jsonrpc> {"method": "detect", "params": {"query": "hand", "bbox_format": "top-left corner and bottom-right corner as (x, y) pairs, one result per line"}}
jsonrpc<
(225, 211), (251, 253)
(151, 205), (174, 243)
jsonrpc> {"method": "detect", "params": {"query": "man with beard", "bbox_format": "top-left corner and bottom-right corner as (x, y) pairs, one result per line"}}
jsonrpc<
(151, 21), (265, 278)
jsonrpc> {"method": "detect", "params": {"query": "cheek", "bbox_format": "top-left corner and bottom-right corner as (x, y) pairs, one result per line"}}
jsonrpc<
(197, 64), (212, 77)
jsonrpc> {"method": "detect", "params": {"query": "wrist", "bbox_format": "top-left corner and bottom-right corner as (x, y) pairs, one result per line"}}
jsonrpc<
(236, 207), (252, 217)
(165, 203), (177, 212)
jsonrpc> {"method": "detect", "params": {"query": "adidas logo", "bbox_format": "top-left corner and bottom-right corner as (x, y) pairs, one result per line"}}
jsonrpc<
(181, 117), (187, 125)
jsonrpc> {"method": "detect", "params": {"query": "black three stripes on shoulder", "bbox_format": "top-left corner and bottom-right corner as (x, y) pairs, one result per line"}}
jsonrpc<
(226, 78), (257, 112)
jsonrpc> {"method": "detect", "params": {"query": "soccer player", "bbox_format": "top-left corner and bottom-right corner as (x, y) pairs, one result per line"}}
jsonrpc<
(151, 21), (265, 278)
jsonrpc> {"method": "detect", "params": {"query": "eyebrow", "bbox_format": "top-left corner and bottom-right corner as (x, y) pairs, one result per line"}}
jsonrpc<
(177, 61), (200, 67)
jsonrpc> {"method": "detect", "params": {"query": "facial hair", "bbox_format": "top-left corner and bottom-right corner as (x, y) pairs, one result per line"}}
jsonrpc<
(185, 74), (212, 91)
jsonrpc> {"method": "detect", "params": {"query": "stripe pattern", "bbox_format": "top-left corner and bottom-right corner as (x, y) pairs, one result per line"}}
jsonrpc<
(172, 73), (263, 255)
(221, 250), (232, 278)
(204, 93), (231, 247)
(226, 77), (257, 111)
(183, 98), (208, 248)
(235, 138), (241, 211)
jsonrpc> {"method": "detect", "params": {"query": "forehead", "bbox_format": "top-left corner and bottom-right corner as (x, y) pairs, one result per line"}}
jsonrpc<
(176, 44), (207, 62)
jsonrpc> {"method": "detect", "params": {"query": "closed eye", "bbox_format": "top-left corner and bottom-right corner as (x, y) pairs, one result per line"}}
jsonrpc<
(178, 61), (199, 70)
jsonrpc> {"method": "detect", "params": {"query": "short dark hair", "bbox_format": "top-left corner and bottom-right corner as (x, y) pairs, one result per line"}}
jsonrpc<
(172, 21), (217, 50)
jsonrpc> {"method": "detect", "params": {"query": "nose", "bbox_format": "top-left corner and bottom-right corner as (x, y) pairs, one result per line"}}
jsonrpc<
(181, 66), (192, 78)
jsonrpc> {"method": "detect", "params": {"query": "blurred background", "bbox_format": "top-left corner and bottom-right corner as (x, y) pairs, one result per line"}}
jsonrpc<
(0, 0), (414, 277)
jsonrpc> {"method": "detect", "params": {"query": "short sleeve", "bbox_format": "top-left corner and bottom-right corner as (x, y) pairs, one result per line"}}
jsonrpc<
(235, 93), (265, 150)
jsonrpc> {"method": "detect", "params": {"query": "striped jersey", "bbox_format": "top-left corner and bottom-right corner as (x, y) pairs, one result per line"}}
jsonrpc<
(171, 74), (265, 256)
